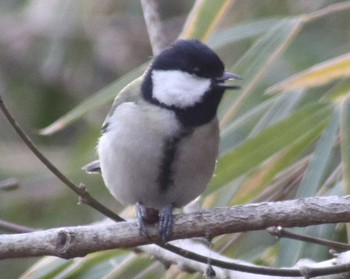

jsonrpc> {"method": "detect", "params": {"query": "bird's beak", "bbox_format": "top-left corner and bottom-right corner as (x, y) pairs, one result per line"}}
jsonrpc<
(215, 71), (241, 90)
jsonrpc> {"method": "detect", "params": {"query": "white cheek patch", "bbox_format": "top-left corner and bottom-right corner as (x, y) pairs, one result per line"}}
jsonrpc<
(151, 70), (211, 108)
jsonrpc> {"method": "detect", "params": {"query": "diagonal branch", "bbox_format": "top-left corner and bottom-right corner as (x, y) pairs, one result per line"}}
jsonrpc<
(0, 94), (123, 223)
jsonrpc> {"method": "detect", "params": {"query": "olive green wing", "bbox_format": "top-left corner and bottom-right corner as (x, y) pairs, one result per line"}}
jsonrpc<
(83, 76), (144, 174)
(101, 76), (143, 132)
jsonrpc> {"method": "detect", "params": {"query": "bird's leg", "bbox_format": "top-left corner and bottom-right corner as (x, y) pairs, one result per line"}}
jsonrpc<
(136, 202), (159, 237)
(136, 202), (148, 236)
(158, 203), (174, 241)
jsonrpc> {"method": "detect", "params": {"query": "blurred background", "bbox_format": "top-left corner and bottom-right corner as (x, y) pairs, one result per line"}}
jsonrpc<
(1, 0), (350, 278)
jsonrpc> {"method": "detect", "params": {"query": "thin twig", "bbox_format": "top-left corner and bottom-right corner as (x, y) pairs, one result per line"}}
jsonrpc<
(160, 242), (350, 278)
(267, 226), (350, 251)
(140, 0), (167, 55)
(0, 219), (37, 233)
(0, 94), (123, 222)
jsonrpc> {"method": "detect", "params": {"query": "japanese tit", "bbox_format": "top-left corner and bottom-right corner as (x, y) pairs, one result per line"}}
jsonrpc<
(85, 39), (240, 240)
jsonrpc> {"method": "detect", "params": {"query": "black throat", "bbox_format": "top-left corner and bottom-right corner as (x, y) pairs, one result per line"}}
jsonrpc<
(141, 72), (225, 127)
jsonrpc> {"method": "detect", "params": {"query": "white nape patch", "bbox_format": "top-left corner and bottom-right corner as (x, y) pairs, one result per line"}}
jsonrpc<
(152, 70), (211, 108)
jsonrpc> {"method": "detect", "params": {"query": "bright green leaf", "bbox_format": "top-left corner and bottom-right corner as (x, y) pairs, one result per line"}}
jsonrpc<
(296, 108), (339, 198)
(40, 64), (146, 135)
(268, 53), (350, 93)
(327, 78), (350, 101)
(179, 0), (234, 42)
(20, 257), (73, 279)
(220, 97), (276, 155)
(220, 17), (304, 126)
(232, 121), (327, 205)
(278, 109), (339, 266)
(340, 96), (350, 193)
(208, 17), (283, 49)
(208, 103), (332, 193)
(248, 90), (304, 138)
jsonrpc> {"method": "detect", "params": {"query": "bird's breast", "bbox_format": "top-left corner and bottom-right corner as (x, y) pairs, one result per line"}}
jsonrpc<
(98, 101), (219, 209)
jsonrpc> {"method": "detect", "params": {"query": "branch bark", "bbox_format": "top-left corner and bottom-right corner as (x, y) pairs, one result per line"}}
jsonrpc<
(140, 0), (167, 55)
(1, 195), (350, 260)
(142, 241), (350, 279)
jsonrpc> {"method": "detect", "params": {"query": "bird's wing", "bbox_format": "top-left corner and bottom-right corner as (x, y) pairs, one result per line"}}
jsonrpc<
(83, 75), (144, 175)
(101, 76), (143, 132)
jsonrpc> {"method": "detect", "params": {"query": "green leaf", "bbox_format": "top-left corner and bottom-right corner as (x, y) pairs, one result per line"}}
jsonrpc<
(179, 0), (234, 42)
(300, 184), (345, 263)
(248, 90), (304, 138)
(208, 103), (332, 193)
(340, 96), (350, 193)
(220, 97), (276, 155)
(218, 91), (306, 204)
(327, 78), (350, 101)
(278, 108), (339, 267)
(232, 120), (326, 205)
(20, 250), (129, 279)
(40, 64), (146, 135)
(102, 254), (155, 279)
(296, 107), (339, 198)
(268, 53), (350, 93)
(220, 17), (304, 126)
(208, 17), (283, 49)
(60, 251), (130, 279)
(20, 257), (73, 279)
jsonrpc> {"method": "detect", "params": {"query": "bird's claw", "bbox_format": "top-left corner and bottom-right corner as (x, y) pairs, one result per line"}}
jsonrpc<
(136, 203), (160, 238)
(136, 203), (174, 241)
(158, 204), (174, 242)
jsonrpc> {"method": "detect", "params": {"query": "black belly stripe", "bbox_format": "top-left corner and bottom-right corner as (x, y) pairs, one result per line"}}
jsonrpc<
(158, 128), (193, 193)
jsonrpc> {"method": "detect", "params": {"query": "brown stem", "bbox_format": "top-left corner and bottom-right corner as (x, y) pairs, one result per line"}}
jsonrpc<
(140, 0), (167, 55)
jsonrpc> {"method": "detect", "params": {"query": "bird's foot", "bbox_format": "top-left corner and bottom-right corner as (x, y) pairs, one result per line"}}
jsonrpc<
(136, 203), (159, 237)
(159, 204), (174, 242)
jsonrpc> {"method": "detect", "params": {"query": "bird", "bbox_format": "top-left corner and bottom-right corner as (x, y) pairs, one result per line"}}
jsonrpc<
(84, 39), (240, 241)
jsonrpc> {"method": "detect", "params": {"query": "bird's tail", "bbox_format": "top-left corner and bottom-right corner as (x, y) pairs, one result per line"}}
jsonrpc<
(82, 160), (101, 174)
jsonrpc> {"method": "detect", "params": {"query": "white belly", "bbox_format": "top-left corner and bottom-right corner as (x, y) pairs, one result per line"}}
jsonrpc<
(98, 102), (219, 209)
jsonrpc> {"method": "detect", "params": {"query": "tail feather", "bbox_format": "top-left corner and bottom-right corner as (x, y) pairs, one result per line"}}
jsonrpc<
(82, 160), (101, 174)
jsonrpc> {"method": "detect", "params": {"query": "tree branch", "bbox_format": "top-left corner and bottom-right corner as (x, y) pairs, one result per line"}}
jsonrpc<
(267, 226), (350, 251)
(140, 0), (167, 55)
(142, 241), (350, 279)
(2, 196), (350, 277)
(1, 195), (349, 260)
(0, 219), (37, 233)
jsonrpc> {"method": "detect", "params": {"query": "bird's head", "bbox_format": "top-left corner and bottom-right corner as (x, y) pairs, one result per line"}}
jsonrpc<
(142, 40), (240, 126)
